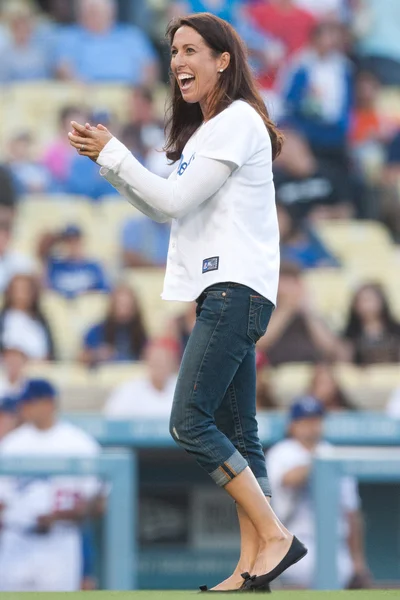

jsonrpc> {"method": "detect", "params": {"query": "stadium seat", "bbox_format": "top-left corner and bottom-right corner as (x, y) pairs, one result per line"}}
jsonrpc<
(269, 363), (313, 407)
(95, 198), (142, 268)
(303, 268), (352, 331)
(364, 365), (400, 409)
(123, 268), (180, 336)
(96, 361), (147, 388)
(316, 220), (394, 261)
(13, 195), (97, 257)
(74, 292), (109, 335)
(41, 292), (79, 361)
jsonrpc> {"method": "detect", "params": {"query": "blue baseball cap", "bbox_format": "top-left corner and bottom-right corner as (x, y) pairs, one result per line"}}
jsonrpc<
(0, 394), (19, 413)
(61, 224), (82, 238)
(18, 379), (57, 404)
(289, 396), (325, 422)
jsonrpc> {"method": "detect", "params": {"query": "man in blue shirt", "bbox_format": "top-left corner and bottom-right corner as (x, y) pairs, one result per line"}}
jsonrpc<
(54, 0), (159, 85)
(46, 225), (110, 299)
(121, 217), (171, 268)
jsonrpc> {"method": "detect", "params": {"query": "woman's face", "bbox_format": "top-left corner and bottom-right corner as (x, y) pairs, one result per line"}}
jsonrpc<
(170, 26), (229, 109)
(354, 287), (384, 321)
(311, 365), (336, 404)
(111, 288), (137, 321)
(9, 277), (35, 311)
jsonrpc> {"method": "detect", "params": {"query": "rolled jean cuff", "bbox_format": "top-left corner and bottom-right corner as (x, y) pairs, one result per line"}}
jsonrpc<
(258, 477), (272, 497)
(210, 450), (248, 487)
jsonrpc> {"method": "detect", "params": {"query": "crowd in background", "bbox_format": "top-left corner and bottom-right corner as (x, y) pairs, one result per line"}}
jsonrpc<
(0, 0), (398, 426)
(0, 0), (399, 591)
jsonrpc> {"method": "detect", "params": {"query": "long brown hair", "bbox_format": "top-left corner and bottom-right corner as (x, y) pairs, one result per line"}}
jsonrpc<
(164, 13), (283, 162)
(103, 284), (147, 358)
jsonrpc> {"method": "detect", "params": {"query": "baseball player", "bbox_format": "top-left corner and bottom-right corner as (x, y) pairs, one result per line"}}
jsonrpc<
(0, 379), (104, 591)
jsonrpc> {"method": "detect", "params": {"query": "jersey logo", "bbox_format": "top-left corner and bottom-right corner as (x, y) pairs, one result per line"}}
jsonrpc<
(202, 256), (219, 274)
(178, 152), (196, 176)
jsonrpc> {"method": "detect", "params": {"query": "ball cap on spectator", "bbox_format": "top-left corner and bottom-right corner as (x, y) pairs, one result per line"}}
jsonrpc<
(289, 396), (325, 422)
(19, 379), (57, 404)
(0, 394), (19, 413)
(61, 224), (82, 239)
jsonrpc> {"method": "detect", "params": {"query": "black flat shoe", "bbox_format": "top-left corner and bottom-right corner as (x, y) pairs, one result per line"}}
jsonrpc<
(199, 572), (271, 593)
(242, 536), (307, 591)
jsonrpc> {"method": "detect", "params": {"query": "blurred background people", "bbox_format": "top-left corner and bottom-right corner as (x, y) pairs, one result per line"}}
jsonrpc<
(104, 338), (178, 418)
(0, 274), (55, 360)
(0, 379), (104, 591)
(0, 214), (34, 292)
(121, 216), (170, 269)
(80, 284), (147, 366)
(266, 396), (370, 589)
(6, 132), (53, 195)
(55, 0), (158, 85)
(0, 395), (19, 441)
(277, 203), (339, 268)
(258, 262), (347, 365)
(0, 1), (55, 83)
(41, 106), (89, 189)
(307, 362), (356, 412)
(343, 283), (400, 365)
(39, 225), (110, 299)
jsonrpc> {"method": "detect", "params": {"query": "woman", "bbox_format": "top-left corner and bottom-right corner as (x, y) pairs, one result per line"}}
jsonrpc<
(277, 202), (339, 269)
(343, 283), (400, 365)
(80, 284), (147, 367)
(68, 13), (306, 591)
(308, 362), (355, 412)
(0, 274), (55, 360)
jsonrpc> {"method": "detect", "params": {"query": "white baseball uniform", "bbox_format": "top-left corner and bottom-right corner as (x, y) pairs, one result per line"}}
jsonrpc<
(266, 439), (360, 589)
(0, 421), (102, 591)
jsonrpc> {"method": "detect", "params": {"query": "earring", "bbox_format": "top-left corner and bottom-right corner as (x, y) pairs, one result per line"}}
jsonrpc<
(219, 69), (224, 73)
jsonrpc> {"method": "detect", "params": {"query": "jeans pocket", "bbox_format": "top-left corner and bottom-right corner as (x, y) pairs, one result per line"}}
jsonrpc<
(247, 295), (274, 343)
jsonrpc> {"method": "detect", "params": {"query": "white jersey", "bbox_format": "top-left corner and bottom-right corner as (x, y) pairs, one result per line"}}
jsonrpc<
(104, 375), (177, 419)
(266, 438), (360, 588)
(162, 101), (279, 303)
(98, 100), (280, 304)
(0, 421), (102, 591)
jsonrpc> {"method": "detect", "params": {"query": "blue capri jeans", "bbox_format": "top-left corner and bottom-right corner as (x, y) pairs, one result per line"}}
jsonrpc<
(169, 282), (274, 496)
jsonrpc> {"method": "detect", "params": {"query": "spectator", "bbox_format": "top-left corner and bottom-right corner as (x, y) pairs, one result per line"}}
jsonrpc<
(273, 130), (354, 220)
(6, 132), (53, 195)
(308, 362), (355, 411)
(0, 1), (54, 82)
(0, 274), (55, 361)
(42, 106), (89, 188)
(0, 395), (19, 441)
(65, 110), (119, 200)
(0, 379), (104, 591)
(0, 327), (38, 399)
(55, 0), (158, 85)
(354, 0), (400, 86)
(258, 261), (347, 366)
(350, 71), (398, 177)
(281, 21), (352, 164)
(168, 302), (196, 358)
(0, 165), (18, 208)
(343, 283), (400, 365)
(266, 396), (370, 589)
(80, 284), (147, 366)
(126, 87), (174, 178)
(104, 338), (178, 419)
(294, 0), (349, 22)
(121, 216), (170, 269)
(255, 351), (278, 411)
(39, 225), (110, 299)
(0, 214), (35, 292)
(247, 0), (316, 86)
(277, 203), (339, 268)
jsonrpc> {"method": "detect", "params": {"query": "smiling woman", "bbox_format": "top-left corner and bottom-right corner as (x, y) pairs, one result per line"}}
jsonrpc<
(67, 12), (307, 593)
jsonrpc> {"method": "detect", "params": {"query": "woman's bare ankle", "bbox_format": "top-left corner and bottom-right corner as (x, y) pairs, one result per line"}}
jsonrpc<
(258, 532), (291, 547)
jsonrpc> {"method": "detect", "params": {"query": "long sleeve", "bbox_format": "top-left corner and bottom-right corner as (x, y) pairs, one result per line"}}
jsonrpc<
(97, 137), (233, 220)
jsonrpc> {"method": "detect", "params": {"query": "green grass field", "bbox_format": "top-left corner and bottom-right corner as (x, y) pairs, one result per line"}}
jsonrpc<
(0, 592), (399, 600)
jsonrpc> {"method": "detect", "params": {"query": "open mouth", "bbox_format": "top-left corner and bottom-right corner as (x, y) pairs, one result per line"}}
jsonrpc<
(178, 74), (195, 92)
